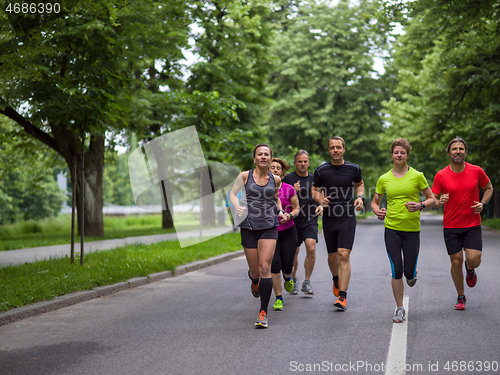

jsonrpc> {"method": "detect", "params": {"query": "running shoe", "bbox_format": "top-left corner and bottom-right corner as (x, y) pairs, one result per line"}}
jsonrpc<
(332, 278), (340, 297)
(273, 298), (284, 311)
(454, 295), (466, 310)
(301, 280), (314, 295)
(392, 307), (405, 323)
(406, 275), (418, 287)
(465, 262), (477, 288)
(284, 278), (294, 293)
(334, 295), (347, 310)
(251, 282), (259, 298)
(291, 278), (299, 295)
(255, 310), (268, 328)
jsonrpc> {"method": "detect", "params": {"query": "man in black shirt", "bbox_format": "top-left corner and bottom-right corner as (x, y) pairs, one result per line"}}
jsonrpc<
(283, 150), (323, 295)
(312, 136), (364, 310)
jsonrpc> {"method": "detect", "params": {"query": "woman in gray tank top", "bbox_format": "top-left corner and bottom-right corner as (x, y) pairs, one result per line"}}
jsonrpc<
(229, 144), (286, 328)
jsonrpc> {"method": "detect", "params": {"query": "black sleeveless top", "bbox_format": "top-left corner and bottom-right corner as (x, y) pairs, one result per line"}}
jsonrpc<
(238, 170), (279, 230)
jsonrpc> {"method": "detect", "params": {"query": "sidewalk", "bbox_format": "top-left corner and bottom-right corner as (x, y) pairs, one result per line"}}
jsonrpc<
(0, 227), (236, 268)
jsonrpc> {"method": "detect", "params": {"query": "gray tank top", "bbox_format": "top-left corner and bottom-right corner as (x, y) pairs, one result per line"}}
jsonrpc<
(239, 170), (279, 230)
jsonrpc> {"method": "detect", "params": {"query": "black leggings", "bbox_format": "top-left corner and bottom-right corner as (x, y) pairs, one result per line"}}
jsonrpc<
(271, 226), (298, 274)
(384, 227), (419, 280)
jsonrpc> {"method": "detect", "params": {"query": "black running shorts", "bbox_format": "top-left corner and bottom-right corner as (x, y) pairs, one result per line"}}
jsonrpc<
(444, 225), (482, 255)
(295, 221), (319, 247)
(240, 227), (278, 249)
(322, 215), (356, 253)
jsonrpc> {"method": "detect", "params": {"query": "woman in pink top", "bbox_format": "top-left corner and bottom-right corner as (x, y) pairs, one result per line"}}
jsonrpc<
(269, 158), (300, 311)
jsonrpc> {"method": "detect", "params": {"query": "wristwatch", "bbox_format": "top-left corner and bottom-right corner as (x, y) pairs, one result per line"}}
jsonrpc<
(481, 201), (487, 208)
(278, 209), (285, 215)
(420, 203), (425, 211)
(357, 195), (365, 201)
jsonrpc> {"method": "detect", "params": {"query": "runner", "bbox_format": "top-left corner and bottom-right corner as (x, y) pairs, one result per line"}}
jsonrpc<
(229, 144), (286, 328)
(370, 138), (436, 323)
(432, 137), (493, 310)
(312, 136), (364, 310)
(269, 158), (300, 310)
(283, 150), (323, 295)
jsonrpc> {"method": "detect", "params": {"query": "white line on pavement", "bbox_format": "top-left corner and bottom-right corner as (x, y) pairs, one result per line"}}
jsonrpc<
(385, 295), (410, 375)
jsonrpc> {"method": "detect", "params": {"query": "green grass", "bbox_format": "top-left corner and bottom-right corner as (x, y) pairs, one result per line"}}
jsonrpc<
(0, 213), (208, 251)
(483, 218), (500, 230)
(0, 232), (242, 312)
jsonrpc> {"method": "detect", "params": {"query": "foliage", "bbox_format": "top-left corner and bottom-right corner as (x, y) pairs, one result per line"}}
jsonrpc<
(0, 232), (241, 311)
(265, 0), (391, 188)
(102, 151), (135, 206)
(0, 117), (65, 224)
(187, 0), (275, 169)
(0, 0), (193, 236)
(379, 0), (500, 187)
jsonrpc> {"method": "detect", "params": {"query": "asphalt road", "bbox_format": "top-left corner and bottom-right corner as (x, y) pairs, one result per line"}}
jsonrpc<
(1, 221), (499, 375)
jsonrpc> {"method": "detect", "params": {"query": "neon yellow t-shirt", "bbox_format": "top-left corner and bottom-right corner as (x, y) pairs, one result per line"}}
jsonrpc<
(375, 167), (429, 232)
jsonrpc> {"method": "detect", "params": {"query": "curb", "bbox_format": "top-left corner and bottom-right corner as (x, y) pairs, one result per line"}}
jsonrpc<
(0, 249), (244, 327)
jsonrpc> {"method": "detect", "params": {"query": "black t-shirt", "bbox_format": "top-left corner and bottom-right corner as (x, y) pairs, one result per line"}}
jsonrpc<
(283, 171), (318, 228)
(313, 161), (362, 218)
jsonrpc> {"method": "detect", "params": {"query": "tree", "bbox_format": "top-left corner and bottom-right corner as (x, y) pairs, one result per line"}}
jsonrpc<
(182, 0), (275, 225)
(379, 0), (500, 216)
(266, 0), (391, 187)
(0, 0), (192, 235)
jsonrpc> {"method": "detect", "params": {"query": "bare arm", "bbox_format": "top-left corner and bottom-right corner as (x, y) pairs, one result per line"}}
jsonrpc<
(229, 172), (247, 217)
(353, 180), (365, 211)
(404, 186), (437, 212)
(371, 192), (386, 221)
(472, 181), (494, 214)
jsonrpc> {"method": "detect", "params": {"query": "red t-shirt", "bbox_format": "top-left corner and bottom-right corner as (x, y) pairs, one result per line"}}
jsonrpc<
(432, 162), (490, 228)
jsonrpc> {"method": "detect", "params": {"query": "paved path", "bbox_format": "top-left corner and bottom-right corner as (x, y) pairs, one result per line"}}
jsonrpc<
(0, 227), (235, 267)
(1, 216), (499, 375)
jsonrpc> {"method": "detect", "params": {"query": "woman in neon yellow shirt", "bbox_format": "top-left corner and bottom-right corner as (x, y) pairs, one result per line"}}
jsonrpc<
(371, 138), (436, 323)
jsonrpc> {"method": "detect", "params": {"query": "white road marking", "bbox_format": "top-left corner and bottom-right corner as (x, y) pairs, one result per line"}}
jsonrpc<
(385, 296), (409, 375)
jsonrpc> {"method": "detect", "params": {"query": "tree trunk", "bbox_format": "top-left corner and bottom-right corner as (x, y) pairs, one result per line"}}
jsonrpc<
(69, 134), (105, 237)
(161, 180), (174, 229)
(493, 190), (499, 219)
(201, 166), (215, 226)
(0, 107), (106, 238)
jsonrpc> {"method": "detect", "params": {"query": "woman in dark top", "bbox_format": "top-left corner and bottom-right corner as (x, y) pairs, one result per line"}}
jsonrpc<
(229, 144), (286, 328)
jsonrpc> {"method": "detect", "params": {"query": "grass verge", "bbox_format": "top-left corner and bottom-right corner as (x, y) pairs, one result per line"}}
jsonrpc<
(0, 232), (241, 312)
(483, 218), (500, 230)
(0, 213), (212, 251)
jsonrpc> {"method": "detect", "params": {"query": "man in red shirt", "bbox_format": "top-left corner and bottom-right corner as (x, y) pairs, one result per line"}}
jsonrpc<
(432, 137), (493, 310)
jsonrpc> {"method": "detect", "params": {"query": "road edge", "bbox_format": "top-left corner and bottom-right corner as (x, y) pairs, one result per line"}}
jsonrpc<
(0, 249), (244, 327)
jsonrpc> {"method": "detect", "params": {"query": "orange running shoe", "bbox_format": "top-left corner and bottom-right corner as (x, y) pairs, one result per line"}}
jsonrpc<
(332, 278), (340, 297)
(255, 310), (268, 328)
(334, 295), (347, 310)
(251, 282), (259, 298)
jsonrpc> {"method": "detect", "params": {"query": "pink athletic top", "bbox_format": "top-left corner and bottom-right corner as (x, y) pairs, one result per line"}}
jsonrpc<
(277, 182), (296, 231)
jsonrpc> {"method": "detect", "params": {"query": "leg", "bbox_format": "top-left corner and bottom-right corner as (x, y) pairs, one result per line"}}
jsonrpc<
(392, 278), (404, 308)
(402, 231), (420, 285)
(271, 239), (282, 297)
(385, 228), (404, 307)
(464, 248), (482, 269)
(244, 247), (260, 280)
(291, 246), (300, 280)
(337, 248), (352, 292)
(450, 251), (465, 296)
(304, 238), (316, 280)
(257, 238), (276, 314)
(328, 252), (339, 278)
